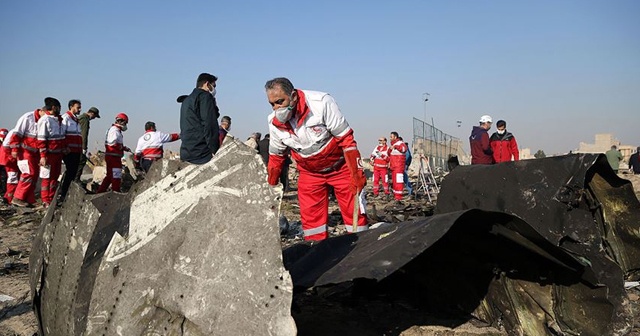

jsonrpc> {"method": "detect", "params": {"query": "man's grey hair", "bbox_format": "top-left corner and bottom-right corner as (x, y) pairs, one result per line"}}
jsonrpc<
(265, 77), (294, 95)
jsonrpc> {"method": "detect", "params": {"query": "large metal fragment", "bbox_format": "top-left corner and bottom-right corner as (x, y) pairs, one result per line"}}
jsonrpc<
(435, 154), (640, 276)
(283, 209), (633, 335)
(30, 140), (296, 335)
(282, 154), (638, 335)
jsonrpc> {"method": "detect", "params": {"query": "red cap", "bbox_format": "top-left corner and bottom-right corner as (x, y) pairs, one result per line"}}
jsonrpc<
(115, 113), (129, 123)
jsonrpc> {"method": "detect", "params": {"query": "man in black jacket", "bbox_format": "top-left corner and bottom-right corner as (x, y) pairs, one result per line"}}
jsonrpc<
(180, 73), (220, 164)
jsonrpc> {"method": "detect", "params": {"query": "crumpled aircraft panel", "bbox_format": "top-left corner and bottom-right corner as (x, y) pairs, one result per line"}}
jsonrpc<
(30, 141), (296, 336)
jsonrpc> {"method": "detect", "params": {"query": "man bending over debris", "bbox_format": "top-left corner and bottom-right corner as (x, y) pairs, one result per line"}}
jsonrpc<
(264, 77), (367, 240)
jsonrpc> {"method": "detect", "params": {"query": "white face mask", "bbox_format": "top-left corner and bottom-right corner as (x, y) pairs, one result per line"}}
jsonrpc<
(274, 106), (293, 123)
(209, 84), (217, 98)
(497, 129), (505, 135)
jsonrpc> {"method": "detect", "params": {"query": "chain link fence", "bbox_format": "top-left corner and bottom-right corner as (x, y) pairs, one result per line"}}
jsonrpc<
(412, 118), (465, 173)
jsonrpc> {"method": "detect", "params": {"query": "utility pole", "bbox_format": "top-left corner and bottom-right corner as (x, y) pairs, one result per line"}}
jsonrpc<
(422, 92), (430, 124)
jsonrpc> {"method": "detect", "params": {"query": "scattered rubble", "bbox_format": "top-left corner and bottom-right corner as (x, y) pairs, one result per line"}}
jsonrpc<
(0, 146), (637, 335)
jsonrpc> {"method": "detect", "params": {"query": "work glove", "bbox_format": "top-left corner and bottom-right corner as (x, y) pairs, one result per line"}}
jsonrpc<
(344, 149), (366, 195)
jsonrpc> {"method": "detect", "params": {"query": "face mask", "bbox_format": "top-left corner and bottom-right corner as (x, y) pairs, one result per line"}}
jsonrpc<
(210, 87), (217, 98)
(121, 124), (128, 132)
(274, 106), (293, 123)
(497, 130), (505, 135)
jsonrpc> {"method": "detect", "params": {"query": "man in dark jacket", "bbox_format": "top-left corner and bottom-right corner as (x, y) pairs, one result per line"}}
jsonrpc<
(490, 119), (519, 163)
(180, 73), (220, 164)
(629, 147), (640, 174)
(470, 115), (493, 165)
(258, 134), (270, 165)
(75, 106), (100, 181)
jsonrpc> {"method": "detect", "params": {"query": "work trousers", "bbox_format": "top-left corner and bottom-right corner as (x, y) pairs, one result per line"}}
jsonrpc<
(391, 169), (405, 200)
(97, 156), (122, 193)
(297, 163), (368, 241)
(59, 152), (81, 199)
(372, 167), (389, 195)
(2, 157), (20, 203)
(74, 153), (87, 181)
(40, 153), (63, 204)
(141, 158), (155, 173)
(0, 165), (5, 199)
(404, 166), (413, 195)
(14, 151), (40, 204)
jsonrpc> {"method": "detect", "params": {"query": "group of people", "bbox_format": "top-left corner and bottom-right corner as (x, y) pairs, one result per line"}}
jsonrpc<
(0, 98), (100, 208)
(469, 115), (519, 165)
(178, 74), (367, 241)
(369, 133), (413, 201)
(606, 145), (640, 174)
(0, 96), (184, 208)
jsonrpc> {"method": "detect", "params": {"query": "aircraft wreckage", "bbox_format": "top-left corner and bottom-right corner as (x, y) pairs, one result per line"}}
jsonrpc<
(29, 141), (639, 335)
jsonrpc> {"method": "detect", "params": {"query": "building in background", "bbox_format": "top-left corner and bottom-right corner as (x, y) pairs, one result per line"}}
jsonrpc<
(575, 133), (635, 167)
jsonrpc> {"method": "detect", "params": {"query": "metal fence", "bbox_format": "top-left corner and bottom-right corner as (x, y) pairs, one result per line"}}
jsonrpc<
(412, 118), (463, 172)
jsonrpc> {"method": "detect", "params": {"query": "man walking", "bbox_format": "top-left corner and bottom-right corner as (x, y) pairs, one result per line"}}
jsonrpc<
(605, 145), (623, 173)
(97, 113), (130, 193)
(470, 115), (494, 165)
(0, 129), (19, 204)
(10, 98), (55, 207)
(59, 100), (83, 203)
(264, 77), (367, 240)
(629, 147), (640, 175)
(369, 136), (390, 199)
(180, 73), (220, 164)
(388, 132), (407, 202)
(134, 121), (180, 173)
(489, 119), (519, 163)
(75, 106), (100, 181)
(37, 101), (68, 208)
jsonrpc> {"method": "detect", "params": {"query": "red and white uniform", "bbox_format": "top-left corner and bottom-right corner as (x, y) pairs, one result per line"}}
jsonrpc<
(388, 139), (407, 200)
(98, 124), (126, 193)
(37, 113), (67, 204)
(268, 89), (368, 240)
(62, 111), (83, 154)
(134, 131), (180, 162)
(10, 110), (42, 204)
(370, 144), (390, 196)
(0, 130), (19, 202)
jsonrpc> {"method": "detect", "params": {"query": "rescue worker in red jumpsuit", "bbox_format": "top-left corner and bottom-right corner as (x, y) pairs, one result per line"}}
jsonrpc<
(264, 77), (367, 241)
(388, 131), (407, 201)
(134, 121), (180, 173)
(37, 101), (68, 207)
(97, 113), (130, 193)
(1, 130), (19, 203)
(370, 137), (390, 199)
(10, 98), (56, 207)
(0, 128), (11, 203)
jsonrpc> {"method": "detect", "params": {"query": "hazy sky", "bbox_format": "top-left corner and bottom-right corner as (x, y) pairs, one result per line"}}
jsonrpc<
(1, 0), (638, 155)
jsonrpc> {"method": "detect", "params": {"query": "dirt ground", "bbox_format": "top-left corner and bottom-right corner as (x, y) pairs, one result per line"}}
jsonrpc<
(0, 171), (639, 335)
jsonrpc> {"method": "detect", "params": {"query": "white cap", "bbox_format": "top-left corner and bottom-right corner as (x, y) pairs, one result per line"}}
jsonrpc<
(479, 115), (493, 123)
